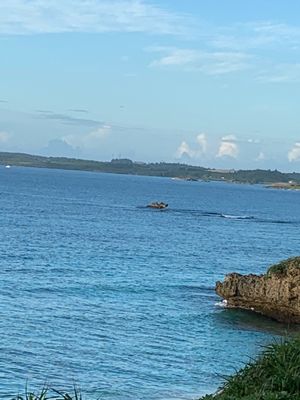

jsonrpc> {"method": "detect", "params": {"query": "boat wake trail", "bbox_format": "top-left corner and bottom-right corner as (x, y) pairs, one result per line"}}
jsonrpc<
(221, 214), (254, 220)
(159, 208), (299, 225)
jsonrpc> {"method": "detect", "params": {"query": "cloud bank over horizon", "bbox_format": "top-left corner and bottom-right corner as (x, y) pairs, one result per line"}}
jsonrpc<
(1, 1), (300, 171)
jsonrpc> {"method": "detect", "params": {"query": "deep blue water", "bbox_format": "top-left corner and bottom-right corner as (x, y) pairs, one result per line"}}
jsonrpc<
(0, 166), (300, 399)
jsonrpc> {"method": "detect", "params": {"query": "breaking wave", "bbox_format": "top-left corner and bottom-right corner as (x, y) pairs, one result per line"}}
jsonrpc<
(215, 300), (228, 308)
(221, 214), (254, 220)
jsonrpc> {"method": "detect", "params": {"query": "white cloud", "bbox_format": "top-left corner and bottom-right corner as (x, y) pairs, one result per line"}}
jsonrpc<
(0, 0), (188, 36)
(149, 47), (251, 75)
(212, 22), (300, 84)
(221, 134), (237, 141)
(0, 131), (10, 143)
(210, 21), (300, 83)
(196, 133), (207, 153)
(216, 135), (239, 158)
(64, 124), (111, 149)
(216, 142), (238, 158)
(147, 21), (300, 82)
(288, 143), (300, 162)
(84, 124), (111, 142)
(42, 138), (79, 157)
(175, 141), (195, 159)
(150, 48), (199, 67)
(175, 133), (208, 160)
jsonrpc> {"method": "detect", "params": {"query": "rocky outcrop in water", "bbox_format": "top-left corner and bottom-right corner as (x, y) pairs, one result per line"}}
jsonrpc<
(216, 257), (300, 323)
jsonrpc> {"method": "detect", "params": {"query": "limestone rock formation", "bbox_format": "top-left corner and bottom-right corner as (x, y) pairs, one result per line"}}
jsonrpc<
(216, 257), (300, 323)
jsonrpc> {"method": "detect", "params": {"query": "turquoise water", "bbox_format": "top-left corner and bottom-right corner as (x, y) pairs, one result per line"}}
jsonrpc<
(0, 167), (299, 399)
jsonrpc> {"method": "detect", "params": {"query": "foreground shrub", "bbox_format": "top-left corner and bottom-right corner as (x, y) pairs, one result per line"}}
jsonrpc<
(201, 336), (300, 400)
(12, 386), (82, 400)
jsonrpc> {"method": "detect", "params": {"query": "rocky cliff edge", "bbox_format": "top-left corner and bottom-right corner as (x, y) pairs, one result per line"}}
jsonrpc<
(216, 257), (300, 323)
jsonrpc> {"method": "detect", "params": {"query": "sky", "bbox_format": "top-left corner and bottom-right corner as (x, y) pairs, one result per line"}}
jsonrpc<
(1, 0), (300, 171)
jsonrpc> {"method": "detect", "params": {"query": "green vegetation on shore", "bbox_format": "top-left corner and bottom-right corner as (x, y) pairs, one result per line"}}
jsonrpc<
(12, 387), (82, 400)
(200, 336), (300, 400)
(1, 151), (300, 184)
(267, 256), (300, 276)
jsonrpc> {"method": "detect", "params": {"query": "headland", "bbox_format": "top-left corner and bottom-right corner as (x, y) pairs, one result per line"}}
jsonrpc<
(1, 151), (300, 185)
(216, 256), (300, 323)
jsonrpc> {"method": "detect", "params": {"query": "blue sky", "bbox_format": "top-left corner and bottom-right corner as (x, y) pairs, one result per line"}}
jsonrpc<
(1, 0), (300, 171)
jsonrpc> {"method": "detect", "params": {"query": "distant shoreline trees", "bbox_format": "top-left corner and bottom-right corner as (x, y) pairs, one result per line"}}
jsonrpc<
(1, 151), (300, 185)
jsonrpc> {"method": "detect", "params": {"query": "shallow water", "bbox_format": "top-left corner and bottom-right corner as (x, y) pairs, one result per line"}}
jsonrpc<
(0, 167), (299, 399)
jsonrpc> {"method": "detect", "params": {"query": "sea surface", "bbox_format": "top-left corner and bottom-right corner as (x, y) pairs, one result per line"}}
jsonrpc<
(0, 166), (300, 399)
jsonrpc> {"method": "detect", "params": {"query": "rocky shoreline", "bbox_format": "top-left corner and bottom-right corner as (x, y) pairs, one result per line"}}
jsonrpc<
(216, 257), (300, 323)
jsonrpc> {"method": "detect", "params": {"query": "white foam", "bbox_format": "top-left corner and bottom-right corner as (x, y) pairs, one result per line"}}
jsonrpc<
(215, 299), (228, 308)
(222, 214), (244, 219)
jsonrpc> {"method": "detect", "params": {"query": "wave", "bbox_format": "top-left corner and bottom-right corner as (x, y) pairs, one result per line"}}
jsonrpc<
(259, 219), (296, 225)
(221, 214), (254, 220)
(137, 206), (299, 225)
(215, 300), (228, 308)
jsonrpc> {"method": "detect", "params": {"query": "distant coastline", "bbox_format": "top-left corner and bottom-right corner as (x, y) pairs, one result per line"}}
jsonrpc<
(1, 151), (300, 185)
(266, 182), (300, 190)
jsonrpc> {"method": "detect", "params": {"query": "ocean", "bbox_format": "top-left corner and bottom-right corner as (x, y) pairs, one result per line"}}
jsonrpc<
(0, 166), (299, 399)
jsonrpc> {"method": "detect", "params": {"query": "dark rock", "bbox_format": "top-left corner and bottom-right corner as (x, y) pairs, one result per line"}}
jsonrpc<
(215, 257), (300, 323)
